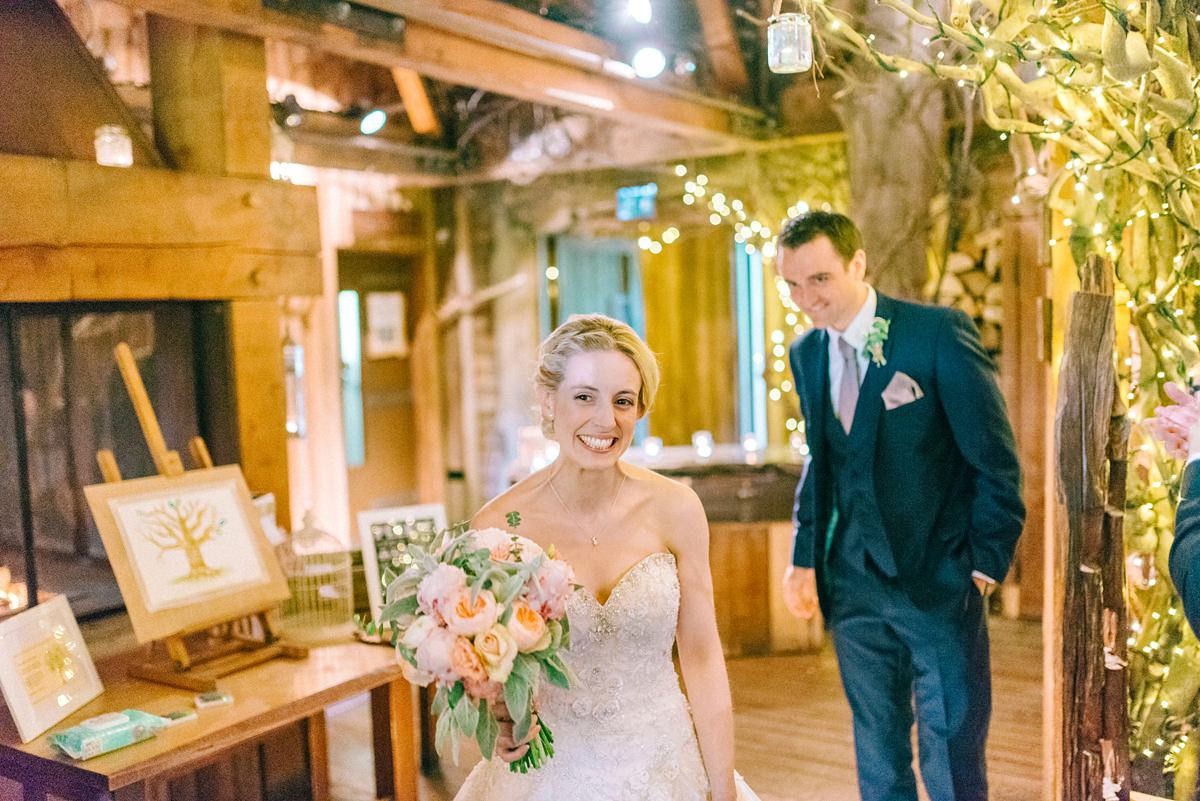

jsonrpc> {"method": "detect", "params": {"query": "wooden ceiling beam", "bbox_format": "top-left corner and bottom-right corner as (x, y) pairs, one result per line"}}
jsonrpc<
(391, 67), (441, 137)
(0, 153), (321, 300)
(107, 0), (764, 145)
(693, 0), (751, 94)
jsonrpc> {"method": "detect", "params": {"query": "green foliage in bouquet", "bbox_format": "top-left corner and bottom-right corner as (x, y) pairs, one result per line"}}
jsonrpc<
(373, 522), (577, 773)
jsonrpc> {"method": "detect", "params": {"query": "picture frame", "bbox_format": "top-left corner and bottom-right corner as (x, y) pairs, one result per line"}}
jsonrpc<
(357, 504), (447, 627)
(84, 465), (290, 643)
(0, 594), (103, 743)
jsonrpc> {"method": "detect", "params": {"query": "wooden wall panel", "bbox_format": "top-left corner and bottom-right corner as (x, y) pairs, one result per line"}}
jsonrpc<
(0, 154), (321, 301)
(710, 522), (771, 656)
(642, 227), (738, 446)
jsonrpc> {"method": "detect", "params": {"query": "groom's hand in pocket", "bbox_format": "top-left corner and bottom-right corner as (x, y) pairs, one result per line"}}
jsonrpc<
(783, 566), (819, 619)
(493, 701), (540, 763)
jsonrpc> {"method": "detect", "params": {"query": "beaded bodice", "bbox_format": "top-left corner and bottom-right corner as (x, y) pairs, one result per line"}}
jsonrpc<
(453, 551), (709, 801)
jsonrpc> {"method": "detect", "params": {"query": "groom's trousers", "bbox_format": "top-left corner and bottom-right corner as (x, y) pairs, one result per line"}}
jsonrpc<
(827, 551), (991, 801)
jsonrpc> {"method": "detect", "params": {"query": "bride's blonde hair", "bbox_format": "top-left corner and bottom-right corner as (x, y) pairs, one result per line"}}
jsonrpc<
(535, 313), (660, 437)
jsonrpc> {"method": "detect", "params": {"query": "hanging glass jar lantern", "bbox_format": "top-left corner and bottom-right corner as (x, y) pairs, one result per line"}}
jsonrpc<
(93, 124), (133, 167)
(767, 11), (814, 74)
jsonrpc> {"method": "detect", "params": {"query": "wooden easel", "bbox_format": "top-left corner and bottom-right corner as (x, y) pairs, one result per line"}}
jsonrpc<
(98, 342), (306, 692)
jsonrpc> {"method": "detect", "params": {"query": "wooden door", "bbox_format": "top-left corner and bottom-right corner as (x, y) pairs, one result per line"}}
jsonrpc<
(337, 250), (422, 521)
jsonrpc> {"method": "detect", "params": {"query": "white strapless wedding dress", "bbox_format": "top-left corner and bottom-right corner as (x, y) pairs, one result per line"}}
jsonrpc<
(453, 551), (712, 801)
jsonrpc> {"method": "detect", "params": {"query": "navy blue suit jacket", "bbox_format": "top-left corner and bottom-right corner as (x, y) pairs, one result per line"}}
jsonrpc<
(1170, 460), (1200, 635)
(790, 293), (1025, 614)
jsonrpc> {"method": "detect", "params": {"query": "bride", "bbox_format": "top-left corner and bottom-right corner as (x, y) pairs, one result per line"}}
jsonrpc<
(452, 313), (744, 801)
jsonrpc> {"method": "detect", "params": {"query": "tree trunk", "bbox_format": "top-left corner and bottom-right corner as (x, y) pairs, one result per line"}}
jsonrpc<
(832, 0), (946, 300)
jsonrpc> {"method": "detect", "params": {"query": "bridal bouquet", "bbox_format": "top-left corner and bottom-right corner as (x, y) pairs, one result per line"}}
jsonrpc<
(375, 522), (575, 772)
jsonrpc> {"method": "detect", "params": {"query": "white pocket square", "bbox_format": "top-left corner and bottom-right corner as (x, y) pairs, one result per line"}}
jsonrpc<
(882, 371), (924, 410)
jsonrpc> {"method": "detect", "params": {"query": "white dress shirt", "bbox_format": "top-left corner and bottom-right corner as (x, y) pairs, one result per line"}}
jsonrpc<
(827, 287), (877, 422)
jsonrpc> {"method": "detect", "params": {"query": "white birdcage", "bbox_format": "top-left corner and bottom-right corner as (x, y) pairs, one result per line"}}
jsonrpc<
(276, 512), (354, 644)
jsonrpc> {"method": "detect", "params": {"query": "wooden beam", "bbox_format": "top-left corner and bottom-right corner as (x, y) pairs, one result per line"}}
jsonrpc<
(391, 67), (441, 137)
(147, 15), (272, 175)
(0, 153), (321, 300)
(693, 0), (750, 94)
(107, 0), (764, 145)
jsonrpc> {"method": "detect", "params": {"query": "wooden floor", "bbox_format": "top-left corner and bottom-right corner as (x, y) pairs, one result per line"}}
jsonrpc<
(323, 615), (1043, 801)
(723, 616), (1042, 801)
(78, 613), (1042, 801)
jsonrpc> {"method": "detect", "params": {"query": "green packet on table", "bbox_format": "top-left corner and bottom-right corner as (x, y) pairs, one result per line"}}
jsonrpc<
(48, 709), (167, 760)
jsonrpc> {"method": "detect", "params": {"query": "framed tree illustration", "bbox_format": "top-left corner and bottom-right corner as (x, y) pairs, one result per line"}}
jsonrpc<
(84, 465), (290, 643)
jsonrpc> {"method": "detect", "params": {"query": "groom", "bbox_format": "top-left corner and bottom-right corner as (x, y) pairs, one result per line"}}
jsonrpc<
(777, 211), (1024, 801)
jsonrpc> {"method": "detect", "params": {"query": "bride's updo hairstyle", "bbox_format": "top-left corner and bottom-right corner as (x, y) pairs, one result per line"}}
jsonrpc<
(535, 313), (660, 437)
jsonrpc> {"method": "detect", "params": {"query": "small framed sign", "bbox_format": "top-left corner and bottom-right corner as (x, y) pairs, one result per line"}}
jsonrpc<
(357, 504), (447, 626)
(0, 595), (103, 742)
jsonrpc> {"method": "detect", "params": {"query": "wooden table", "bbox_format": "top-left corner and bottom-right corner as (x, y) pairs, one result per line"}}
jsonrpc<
(0, 641), (415, 801)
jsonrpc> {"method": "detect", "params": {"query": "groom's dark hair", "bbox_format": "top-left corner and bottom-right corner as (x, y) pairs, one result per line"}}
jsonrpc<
(777, 210), (863, 264)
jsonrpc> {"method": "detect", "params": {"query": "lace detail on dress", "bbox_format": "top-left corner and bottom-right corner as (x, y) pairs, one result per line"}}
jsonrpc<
(453, 551), (709, 801)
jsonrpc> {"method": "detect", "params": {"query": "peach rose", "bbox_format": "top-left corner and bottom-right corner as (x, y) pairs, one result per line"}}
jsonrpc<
(473, 623), (519, 683)
(507, 600), (552, 652)
(471, 527), (544, 562)
(416, 563), (468, 624)
(443, 588), (499, 637)
(414, 626), (458, 683)
(462, 674), (503, 702)
(450, 635), (489, 684)
(471, 527), (515, 560)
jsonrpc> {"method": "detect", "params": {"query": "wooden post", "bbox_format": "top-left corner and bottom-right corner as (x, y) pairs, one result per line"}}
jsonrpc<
(1053, 253), (1129, 801)
(1002, 201), (1050, 620)
(146, 16), (292, 530)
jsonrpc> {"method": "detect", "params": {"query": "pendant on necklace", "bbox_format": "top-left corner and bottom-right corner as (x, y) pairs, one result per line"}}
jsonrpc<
(591, 536), (599, 547)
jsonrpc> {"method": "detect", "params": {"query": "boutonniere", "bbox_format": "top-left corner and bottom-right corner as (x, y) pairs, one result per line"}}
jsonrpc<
(864, 317), (889, 367)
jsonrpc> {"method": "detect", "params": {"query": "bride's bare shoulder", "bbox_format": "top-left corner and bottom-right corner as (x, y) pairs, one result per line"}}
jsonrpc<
(470, 469), (548, 528)
(628, 463), (701, 504)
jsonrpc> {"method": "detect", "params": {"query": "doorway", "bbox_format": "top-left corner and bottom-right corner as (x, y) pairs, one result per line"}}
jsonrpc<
(337, 250), (422, 523)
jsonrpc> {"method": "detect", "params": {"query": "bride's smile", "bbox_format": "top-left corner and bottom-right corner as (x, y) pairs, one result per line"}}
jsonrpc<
(542, 348), (641, 468)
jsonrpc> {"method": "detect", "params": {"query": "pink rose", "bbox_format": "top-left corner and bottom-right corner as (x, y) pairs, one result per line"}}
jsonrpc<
(525, 557), (575, 620)
(450, 636), (489, 684)
(473, 624), (519, 683)
(443, 588), (499, 637)
(399, 658), (435, 687)
(507, 600), (552, 652)
(417, 563), (468, 624)
(398, 615), (437, 650)
(414, 626), (458, 683)
(462, 674), (503, 702)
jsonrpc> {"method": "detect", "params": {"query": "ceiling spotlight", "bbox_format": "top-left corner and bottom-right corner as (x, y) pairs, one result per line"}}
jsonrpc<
(628, 0), (652, 24)
(673, 52), (698, 75)
(631, 46), (666, 79)
(359, 108), (387, 135)
(277, 94), (304, 128)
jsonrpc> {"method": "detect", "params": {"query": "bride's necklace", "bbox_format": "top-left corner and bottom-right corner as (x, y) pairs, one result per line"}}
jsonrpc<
(547, 470), (627, 547)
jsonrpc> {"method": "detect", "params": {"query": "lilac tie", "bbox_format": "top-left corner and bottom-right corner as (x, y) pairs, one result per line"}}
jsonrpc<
(837, 336), (859, 433)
